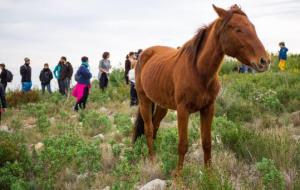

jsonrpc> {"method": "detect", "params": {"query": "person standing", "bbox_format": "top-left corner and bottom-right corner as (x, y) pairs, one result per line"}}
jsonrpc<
(98, 52), (111, 91)
(20, 58), (32, 92)
(124, 53), (132, 85)
(72, 56), (92, 111)
(54, 58), (66, 95)
(278, 42), (288, 71)
(39, 63), (53, 94)
(64, 58), (73, 95)
(128, 53), (138, 106)
(0, 63), (13, 93)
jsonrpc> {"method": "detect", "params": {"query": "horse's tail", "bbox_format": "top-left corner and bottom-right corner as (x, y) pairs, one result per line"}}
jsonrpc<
(132, 108), (145, 143)
(132, 104), (155, 143)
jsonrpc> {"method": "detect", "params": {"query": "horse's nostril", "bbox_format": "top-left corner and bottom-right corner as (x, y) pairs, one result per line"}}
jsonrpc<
(260, 58), (267, 65)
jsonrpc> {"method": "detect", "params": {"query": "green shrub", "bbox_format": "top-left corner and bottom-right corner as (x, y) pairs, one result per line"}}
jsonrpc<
(181, 165), (234, 190)
(80, 111), (112, 135)
(7, 90), (40, 107)
(155, 128), (178, 176)
(256, 158), (285, 190)
(35, 134), (102, 189)
(10, 118), (22, 131)
(36, 115), (50, 133)
(114, 113), (132, 136)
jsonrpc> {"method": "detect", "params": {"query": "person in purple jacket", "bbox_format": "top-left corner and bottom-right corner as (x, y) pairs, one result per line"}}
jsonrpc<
(72, 56), (92, 111)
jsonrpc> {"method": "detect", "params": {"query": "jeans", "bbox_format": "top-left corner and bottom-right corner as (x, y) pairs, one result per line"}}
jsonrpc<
(64, 78), (71, 95)
(41, 83), (52, 94)
(58, 79), (65, 95)
(130, 82), (138, 106)
(22, 82), (32, 92)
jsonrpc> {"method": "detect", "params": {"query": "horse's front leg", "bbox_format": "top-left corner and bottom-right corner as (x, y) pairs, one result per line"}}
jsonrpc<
(200, 104), (214, 165)
(176, 105), (190, 175)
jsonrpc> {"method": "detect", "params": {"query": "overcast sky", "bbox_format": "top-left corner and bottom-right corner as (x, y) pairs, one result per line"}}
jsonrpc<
(1, 0), (299, 89)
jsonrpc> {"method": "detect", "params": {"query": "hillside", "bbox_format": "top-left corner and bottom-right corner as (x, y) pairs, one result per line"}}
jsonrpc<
(1, 56), (300, 190)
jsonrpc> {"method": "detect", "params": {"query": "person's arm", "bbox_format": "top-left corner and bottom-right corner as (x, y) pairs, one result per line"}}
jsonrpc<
(50, 71), (53, 80)
(39, 71), (43, 82)
(81, 67), (92, 79)
(20, 66), (25, 77)
(68, 63), (73, 78)
(53, 65), (58, 79)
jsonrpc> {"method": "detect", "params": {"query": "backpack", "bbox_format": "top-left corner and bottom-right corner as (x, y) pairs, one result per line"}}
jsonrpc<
(6, 70), (13, 82)
(75, 71), (81, 82)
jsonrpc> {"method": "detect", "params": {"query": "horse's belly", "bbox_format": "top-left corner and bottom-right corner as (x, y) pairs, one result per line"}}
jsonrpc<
(141, 65), (176, 109)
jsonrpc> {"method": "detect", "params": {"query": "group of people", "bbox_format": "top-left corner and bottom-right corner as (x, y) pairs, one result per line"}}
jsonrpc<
(0, 42), (289, 112)
(124, 49), (143, 106)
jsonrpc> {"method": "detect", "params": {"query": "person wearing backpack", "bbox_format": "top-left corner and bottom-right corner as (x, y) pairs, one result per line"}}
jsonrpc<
(0, 63), (13, 93)
(72, 56), (92, 111)
(20, 57), (32, 92)
(39, 63), (53, 94)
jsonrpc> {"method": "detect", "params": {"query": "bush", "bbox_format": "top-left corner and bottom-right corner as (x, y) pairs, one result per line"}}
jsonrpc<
(155, 128), (178, 176)
(256, 158), (285, 190)
(180, 165), (234, 190)
(0, 132), (32, 189)
(36, 115), (50, 133)
(80, 111), (112, 136)
(35, 134), (102, 189)
(114, 113), (132, 136)
(7, 90), (40, 107)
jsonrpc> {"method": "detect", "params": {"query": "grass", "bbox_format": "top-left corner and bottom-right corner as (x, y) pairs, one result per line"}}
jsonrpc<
(0, 58), (300, 189)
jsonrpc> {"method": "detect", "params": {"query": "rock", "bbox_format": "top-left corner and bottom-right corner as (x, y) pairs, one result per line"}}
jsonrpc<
(24, 124), (35, 129)
(139, 179), (166, 190)
(0, 125), (10, 132)
(290, 111), (300, 127)
(34, 142), (44, 152)
(100, 107), (108, 113)
(93, 134), (105, 141)
(102, 186), (110, 190)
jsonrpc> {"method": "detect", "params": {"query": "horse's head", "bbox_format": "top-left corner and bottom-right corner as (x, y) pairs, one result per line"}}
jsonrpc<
(213, 5), (270, 72)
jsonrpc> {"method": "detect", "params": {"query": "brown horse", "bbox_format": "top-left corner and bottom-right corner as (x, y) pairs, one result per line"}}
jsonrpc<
(133, 5), (270, 174)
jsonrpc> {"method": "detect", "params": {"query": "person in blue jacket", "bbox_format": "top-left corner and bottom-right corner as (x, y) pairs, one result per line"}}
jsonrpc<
(72, 56), (92, 111)
(278, 42), (288, 71)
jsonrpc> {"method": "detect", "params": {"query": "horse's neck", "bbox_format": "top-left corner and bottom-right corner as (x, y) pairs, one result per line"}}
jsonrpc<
(196, 24), (224, 85)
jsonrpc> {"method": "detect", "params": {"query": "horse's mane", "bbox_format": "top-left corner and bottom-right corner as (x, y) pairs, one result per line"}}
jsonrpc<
(178, 5), (247, 65)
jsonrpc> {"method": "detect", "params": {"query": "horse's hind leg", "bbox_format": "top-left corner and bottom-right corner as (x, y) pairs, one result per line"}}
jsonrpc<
(152, 106), (168, 139)
(139, 96), (155, 159)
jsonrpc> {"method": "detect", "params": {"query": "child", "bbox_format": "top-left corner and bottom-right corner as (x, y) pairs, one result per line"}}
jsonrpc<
(128, 55), (138, 106)
(278, 42), (288, 71)
(72, 56), (92, 111)
(39, 63), (53, 94)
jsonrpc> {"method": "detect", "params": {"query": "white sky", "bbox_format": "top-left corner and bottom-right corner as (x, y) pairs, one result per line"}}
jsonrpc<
(0, 0), (299, 89)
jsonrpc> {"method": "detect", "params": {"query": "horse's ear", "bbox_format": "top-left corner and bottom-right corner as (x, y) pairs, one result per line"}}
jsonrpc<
(212, 4), (227, 18)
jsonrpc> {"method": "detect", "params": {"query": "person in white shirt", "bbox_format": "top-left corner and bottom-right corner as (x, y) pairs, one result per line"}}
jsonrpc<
(128, 54), (138, 106)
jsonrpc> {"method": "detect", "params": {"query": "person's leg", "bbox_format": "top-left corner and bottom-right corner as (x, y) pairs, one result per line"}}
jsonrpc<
(104, 74), (109, 89)
(47, 84), (52, 94)
(64, 78), (70, 95)
(130, 82), (135, 106)
(82, 86), (89, 109)
(41, 84), (45, 94)
(132, 83), (138, 105)
(58, 80), (63, 95)
(100, 73), (106, 91)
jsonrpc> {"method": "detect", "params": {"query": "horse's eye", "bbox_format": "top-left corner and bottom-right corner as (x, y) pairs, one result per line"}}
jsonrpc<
(235, 28), (242, 33)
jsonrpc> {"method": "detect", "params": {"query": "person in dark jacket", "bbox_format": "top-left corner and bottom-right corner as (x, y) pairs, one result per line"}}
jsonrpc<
(278, 42), (288, 71)
(0, 63), (8, 92)
(64, 58), (73, 95)
(72, 56), (92, 111)
(39, 63), (53, 94)
(54, 59), (66, 95)
(124, 53), (132, 85)
(20, 57), (32, 92)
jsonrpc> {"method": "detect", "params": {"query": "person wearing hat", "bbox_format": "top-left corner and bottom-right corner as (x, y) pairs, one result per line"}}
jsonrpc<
(20, 57), (32, 92)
